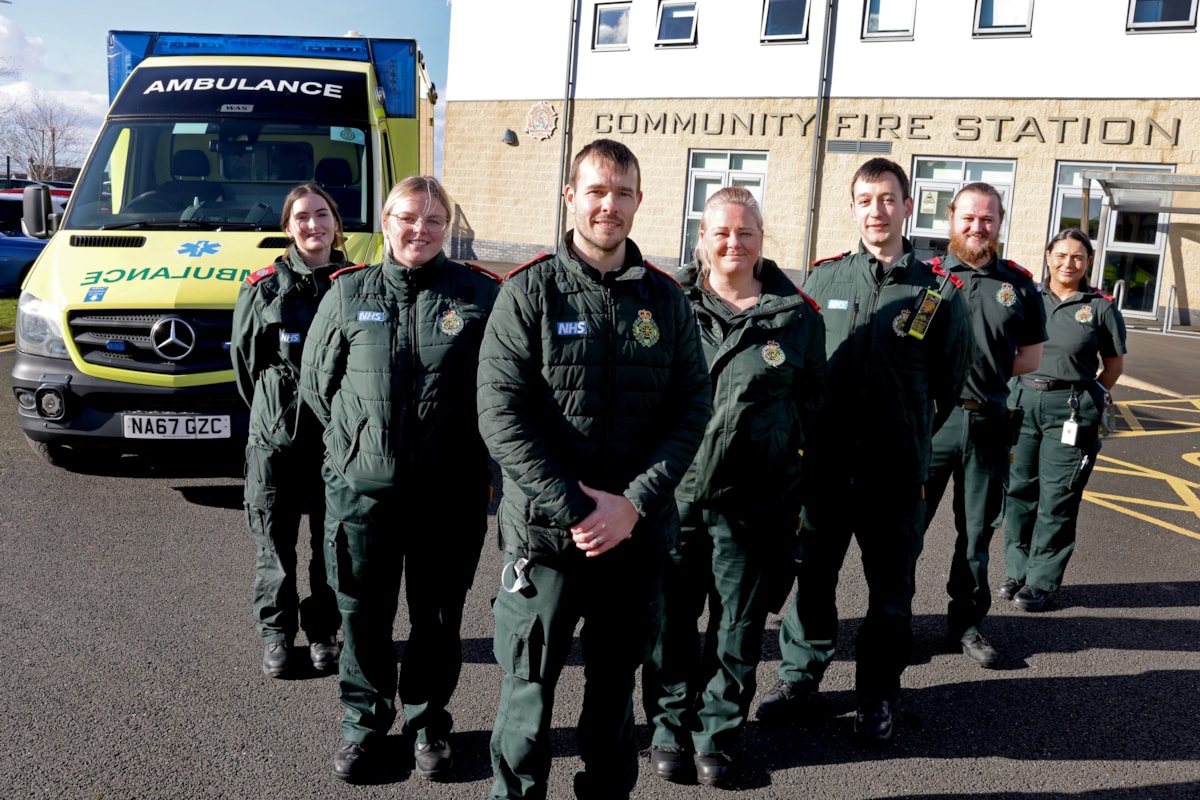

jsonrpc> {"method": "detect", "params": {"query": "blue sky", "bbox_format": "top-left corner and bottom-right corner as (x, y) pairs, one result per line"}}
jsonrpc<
(0, 0), (452, 174)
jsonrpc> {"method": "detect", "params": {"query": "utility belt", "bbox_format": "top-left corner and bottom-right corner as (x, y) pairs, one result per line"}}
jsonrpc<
(1017, 376), (1090, 392)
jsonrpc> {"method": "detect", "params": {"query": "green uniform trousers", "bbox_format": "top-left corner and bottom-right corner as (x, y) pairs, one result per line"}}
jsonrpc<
(489, 543), (663, 800)
(1004, 387), (1100, 592)
(643, 502), (797, 755)
(244, 441), (339, 644)
(323, 463), (487, 745)
(922, 404), (1011, 636)
(776, 477), (925, 702)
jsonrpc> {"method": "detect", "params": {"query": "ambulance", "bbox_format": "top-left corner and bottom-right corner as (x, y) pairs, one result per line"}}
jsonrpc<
(13, 30), (435, 466)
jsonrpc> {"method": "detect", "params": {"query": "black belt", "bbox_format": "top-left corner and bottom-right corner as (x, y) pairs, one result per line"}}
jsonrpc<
(957, 398), (983, 411)
(1018, 376), (1087, 392)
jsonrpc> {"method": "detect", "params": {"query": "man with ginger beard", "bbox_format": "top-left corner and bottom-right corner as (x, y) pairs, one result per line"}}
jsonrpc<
(917, 182), (1046, 669)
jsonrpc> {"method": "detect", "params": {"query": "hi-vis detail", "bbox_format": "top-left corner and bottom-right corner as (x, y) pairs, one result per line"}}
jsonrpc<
(13, 30), (435, 466)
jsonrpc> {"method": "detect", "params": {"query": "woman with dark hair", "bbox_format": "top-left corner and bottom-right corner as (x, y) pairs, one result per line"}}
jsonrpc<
(1000, 228), (1127, 612)
(301, 176), (498, 784)
(233, 183), (346, 679)
(643, 186), (826, 787)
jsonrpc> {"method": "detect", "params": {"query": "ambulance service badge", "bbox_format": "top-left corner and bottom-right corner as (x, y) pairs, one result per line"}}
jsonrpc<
(996, 282), (1017, 307)
(892, 309), (911, 337)
(439, 309), (464, 336)
(760, 340), (786, 367)
(1075, 306), (1094, 324)
(633, 309), (661, 347)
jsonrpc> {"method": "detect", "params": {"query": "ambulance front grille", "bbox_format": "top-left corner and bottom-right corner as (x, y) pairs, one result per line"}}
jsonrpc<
(67, 309), (233, 375)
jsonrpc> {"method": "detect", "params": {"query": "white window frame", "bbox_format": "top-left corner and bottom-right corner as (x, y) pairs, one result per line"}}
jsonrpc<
(906, 157), (1016, 262)
(1051, 161), (1172, 319)
(1127, 0), (1198, 31)
(761, 0), (811, 42)
(862, 0), (916, 41)
(656, 1), (699, 47)
(593, 2), (632, 51)
(973, 0), (1034, 36)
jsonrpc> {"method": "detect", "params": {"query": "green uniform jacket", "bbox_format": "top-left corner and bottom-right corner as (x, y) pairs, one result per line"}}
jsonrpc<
(803, 241), (972, 485)
(477, 235), (712, 556)
(233, 247), (343, 449)
(300, 252), (499, 494)
(674, 259), (828, 515)
(931, 253), (1047, 406)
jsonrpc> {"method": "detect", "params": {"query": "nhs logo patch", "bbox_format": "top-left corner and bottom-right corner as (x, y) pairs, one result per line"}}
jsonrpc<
(279, 331), (301, 344)
(556, 320), (588, 336)
(357, 311), (386, 322)
(827, 299), (849, 311)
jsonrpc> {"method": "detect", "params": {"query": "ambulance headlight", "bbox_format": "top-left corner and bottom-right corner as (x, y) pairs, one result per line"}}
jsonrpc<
(16, 291), (70, 359)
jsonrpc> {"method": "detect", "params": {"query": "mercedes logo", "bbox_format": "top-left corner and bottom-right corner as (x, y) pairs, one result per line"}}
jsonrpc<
(150, 317), (198, 361)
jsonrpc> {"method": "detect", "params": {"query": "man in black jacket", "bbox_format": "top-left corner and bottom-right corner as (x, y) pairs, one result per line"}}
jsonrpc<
(478, 139), (711, 799)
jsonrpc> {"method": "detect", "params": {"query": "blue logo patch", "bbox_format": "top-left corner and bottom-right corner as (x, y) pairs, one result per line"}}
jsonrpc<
(357, 311), (386, 322)
(84, 286), (108, 303)
(177, 240), (222, 258)
(556, 320), (588, 336)
(279, 331), (301, 344)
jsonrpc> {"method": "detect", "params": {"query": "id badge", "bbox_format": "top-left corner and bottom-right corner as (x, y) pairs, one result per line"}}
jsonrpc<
(906, 288), (943, 340)
(1061, 419), (1078, 446)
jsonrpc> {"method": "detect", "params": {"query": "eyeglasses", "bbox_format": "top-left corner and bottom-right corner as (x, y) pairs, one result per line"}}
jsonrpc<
(1049, 252), (1088, 265)
(389, 213), (447, 232)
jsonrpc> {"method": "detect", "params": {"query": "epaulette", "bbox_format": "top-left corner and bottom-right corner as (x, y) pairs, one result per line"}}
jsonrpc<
(799, 290), (821, 313)
(466, 262), (501, 282)
(504, 252), (552, 279)
(811, 251), (851, 268)
(643, 259), (683, 288)
(1003, 259), (1034, 280)
(245, 265), (275, 285)
(331, 263), (369, 280)
(930, 263), (965, 289)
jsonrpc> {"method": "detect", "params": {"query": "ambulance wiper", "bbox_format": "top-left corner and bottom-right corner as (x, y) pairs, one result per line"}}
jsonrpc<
(99, 220), (209, 230)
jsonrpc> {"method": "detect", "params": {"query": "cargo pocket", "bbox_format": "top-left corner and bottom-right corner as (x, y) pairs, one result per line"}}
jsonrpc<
(1068, 440), (1100, 492)
(491, 589), (541, 682)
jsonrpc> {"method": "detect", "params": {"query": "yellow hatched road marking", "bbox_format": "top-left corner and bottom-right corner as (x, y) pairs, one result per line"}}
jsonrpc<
(1107, 399), (1200, 438)
(1084, 454), (1200, 541)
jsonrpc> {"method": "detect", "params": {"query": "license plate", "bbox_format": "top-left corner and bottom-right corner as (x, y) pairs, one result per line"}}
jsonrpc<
(123, 414), (231, 440)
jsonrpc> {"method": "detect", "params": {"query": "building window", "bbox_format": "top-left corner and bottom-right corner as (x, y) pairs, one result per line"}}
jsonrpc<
(681, 151), (768, 265)
(594, 3), (631, 50)
(974, 0), (1034, 36)
(862, 0), (916, 40)
(761, 0), (810, 42)
(657, 1), (699, 46)
(907, 157), (1015, 263)
(1052, 162), (1172, 317)
(1127, 0), (1198, 30)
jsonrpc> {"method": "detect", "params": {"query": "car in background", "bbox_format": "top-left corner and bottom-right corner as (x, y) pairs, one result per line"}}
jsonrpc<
(0, 230), (48, 296)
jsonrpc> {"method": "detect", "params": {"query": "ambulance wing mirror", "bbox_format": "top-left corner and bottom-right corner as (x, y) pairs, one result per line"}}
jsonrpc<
(22, 185), (55, 239)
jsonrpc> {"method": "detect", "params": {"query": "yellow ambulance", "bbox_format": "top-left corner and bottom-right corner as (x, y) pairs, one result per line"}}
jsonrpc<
(14, 31), (435, 466)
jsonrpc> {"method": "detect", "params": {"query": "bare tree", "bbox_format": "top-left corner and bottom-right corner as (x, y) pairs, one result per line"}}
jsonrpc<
(6, 92), (87, 181)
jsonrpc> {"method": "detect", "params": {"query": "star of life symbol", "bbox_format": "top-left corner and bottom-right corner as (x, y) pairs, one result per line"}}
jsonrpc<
(178, 240), (222, 258)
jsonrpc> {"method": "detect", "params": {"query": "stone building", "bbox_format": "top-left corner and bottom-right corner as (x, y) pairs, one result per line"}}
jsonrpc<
(444, 0), (1200, 325)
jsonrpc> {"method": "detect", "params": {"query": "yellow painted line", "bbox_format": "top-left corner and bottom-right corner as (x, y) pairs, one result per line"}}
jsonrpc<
(1083, 454), (1200, 541)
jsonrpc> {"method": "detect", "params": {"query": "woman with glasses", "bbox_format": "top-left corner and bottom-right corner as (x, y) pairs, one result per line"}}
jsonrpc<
(301, 176), (499, 783)
(999, 228), (1126, 613)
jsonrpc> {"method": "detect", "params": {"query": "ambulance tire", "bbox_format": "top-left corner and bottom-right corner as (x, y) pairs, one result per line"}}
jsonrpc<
(25, 435), (84, 471)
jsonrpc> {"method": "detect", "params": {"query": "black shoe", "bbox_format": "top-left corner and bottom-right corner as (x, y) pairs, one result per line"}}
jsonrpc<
(853, 698), (894, 742)
(755, 679), (814, 724)
(332, 740), (371, 783)
(261, 640), (290, 678)
(649, 745), (691, 783)
(309, 638), (340, 672)
(414, 739), (453, 781)
(1012, 584), (1052, 612)
(995, 577), (1024, 601)
(694, 752), (734, 787)
(960, 631), (999, 668)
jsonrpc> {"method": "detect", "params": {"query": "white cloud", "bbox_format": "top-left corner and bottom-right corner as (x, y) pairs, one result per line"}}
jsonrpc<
(0, 15), (48, 79)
